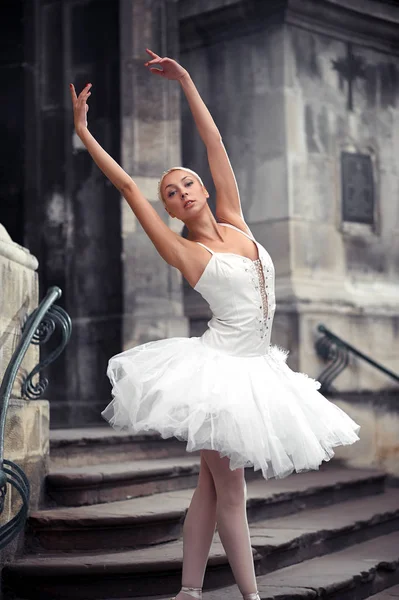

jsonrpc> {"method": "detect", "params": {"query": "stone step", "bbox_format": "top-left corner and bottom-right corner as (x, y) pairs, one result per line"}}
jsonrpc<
(25, 466), (386, 554)
(50, 427), (192, 468)
(198, 530), (399, 600)
(46, 456), (202, 507)
(5, 492), (399, 599)
(367, 584), (399, 598)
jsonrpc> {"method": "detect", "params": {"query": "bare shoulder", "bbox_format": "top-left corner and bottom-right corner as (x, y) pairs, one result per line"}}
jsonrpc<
(174, 235), (212, 289)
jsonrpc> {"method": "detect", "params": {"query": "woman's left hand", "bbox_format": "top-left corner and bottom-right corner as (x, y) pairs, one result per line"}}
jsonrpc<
(144, 48), (188, 81)
(69, 83), (91, 135)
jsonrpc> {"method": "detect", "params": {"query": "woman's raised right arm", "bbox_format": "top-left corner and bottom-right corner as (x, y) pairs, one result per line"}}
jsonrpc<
(69, 82), (186, 268)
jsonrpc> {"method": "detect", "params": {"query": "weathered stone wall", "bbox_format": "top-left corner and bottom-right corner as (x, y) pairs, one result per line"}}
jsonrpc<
(180, 13), (289, 333)
(0, 224), (49, 564)
(0, 225), (38, 395)
(332, 393), (399, 477)
(283, 21), (399, 391)
(180, 0), (399, 393)
(21, 0), (123, 427)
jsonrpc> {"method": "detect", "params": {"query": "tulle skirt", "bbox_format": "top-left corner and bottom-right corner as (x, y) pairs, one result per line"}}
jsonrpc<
(101, 337), (361, 480)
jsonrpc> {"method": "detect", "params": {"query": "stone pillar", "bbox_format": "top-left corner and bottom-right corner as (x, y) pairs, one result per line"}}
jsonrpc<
(281, 0), (399, 390)
(119, 0), (188, 350)
(0, 224), (49, 562)
(23, 0), (123, 427)
(179, 0), (399, 391)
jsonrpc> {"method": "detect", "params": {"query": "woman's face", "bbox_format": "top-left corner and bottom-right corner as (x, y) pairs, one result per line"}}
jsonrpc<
(162, 169), (208, 220)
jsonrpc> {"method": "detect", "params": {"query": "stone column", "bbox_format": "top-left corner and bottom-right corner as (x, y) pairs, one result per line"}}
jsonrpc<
(179, 0), (399, 390)
(0, 224), (49, 561)
(23, 0), (123, 427)
(281, 0), (399, 390)
(178, 0), (399, 477)
(119, 0), (188, 350)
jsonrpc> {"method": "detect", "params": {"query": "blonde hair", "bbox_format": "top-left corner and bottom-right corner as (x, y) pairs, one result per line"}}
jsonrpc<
(158, 167), (204, 204)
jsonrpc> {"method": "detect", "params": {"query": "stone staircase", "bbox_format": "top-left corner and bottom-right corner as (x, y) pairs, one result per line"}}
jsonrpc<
(2, 427), (399, 600)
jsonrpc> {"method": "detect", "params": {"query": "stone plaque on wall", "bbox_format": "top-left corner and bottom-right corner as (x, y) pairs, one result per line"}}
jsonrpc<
(341, 152), (374, 224)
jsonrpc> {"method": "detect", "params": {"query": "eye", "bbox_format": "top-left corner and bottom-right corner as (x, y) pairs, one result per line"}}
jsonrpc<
(167, 181), (193, 198)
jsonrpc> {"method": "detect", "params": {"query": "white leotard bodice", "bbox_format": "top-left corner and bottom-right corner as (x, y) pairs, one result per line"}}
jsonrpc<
(194, 223), (276, 357)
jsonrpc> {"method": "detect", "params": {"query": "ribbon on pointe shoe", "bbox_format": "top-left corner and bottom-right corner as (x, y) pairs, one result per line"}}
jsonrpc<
(170, 587), (203, 600)
(181, 587), (202, 599)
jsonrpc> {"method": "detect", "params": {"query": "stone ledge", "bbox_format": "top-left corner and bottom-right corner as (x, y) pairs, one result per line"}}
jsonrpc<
(46, 456), (201, 506)
(367, 583), (399, 598)
(179, 0), (399, 53)
(49, 427), (193, 467)
(0, 225), (38, 271)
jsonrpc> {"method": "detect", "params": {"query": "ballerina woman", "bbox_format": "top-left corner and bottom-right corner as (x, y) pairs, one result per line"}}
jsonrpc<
(69, 48), (360, 600)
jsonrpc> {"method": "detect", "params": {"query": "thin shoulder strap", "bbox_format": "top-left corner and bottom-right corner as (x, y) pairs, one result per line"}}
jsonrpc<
(196, 241), (214, 255)
(218, 222), (255, 241)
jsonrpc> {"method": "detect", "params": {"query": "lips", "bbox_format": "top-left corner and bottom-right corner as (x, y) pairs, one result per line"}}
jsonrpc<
(184, 200), (194, 208)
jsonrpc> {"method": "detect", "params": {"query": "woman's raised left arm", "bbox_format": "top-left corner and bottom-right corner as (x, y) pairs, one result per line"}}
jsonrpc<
(145, 49), (243, 219)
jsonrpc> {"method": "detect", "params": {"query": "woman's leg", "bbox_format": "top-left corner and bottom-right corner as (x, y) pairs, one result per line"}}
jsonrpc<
(201, 450), (258, 597)
(175, 452), (217, 600)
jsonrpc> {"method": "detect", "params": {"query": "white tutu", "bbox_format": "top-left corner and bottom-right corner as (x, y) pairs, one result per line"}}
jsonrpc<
(101, 336), (361, 480)
(102, 222), (360, 479)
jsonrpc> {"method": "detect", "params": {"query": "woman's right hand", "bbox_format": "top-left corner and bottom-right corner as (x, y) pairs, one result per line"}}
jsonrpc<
(69, 83), (92, 135)
(144, 48), (188, 81)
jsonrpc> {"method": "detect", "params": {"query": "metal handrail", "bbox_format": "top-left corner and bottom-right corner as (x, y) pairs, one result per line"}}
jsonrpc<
(0, 286), (72, 549)
(315, 324), (399, 393)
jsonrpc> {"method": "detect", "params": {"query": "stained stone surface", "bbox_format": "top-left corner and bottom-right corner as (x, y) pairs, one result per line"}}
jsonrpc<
(179, 0), (399, 393)
(0, 225), (49, 568)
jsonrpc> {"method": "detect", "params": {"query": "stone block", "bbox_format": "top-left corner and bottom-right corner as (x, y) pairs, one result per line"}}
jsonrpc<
(247, 157), (289, 223)
(253, 220), (291, 277)
(332, 398), (378, 468)
(291, 220), (345, 274)
(298, 311), (399, 393)
(375, 409), (399, 476)
(285, 89), (306, 158)
(332, 396), (399, 478)
(3, 399), (49, 508)
(291, 159), (337, 224)
(3, 399), (26, 461)
(0, 225), (50, 568)
(0, 225), (39, 399)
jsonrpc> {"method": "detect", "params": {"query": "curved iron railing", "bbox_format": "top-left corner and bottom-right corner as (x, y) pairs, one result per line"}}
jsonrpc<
(315, 324), (399, 393)
(0, 286), (72, 549)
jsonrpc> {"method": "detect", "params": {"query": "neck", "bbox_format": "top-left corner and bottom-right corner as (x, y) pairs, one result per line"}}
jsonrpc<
(186, 208), (223, 243)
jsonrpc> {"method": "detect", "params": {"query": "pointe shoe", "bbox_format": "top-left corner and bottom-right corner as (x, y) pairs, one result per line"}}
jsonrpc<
(170, 586), (202, 600)
(243, 593), (261, 600)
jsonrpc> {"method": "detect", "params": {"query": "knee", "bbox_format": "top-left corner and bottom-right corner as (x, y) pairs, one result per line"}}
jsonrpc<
(198, 455), (216, 498)
(216, 469), (246, 509)
(197, 473), (217, 500)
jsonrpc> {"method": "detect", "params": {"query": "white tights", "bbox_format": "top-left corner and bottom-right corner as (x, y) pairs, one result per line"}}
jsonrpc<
(174, 451), (259, 600)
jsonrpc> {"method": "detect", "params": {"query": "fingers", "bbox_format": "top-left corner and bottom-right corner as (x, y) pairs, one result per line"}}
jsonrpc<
(146, 48), (160, 58)
(145, 58), (161, 66)
(69, 83), (92, 104)
(69, 83), (78, 103)
(149, 68), (165, 77)
(144, 48), (162, 67)
(79, 83), (92, 99)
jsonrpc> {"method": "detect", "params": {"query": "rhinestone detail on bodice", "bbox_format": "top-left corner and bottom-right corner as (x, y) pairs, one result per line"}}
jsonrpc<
(254, 258), (268, 322)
